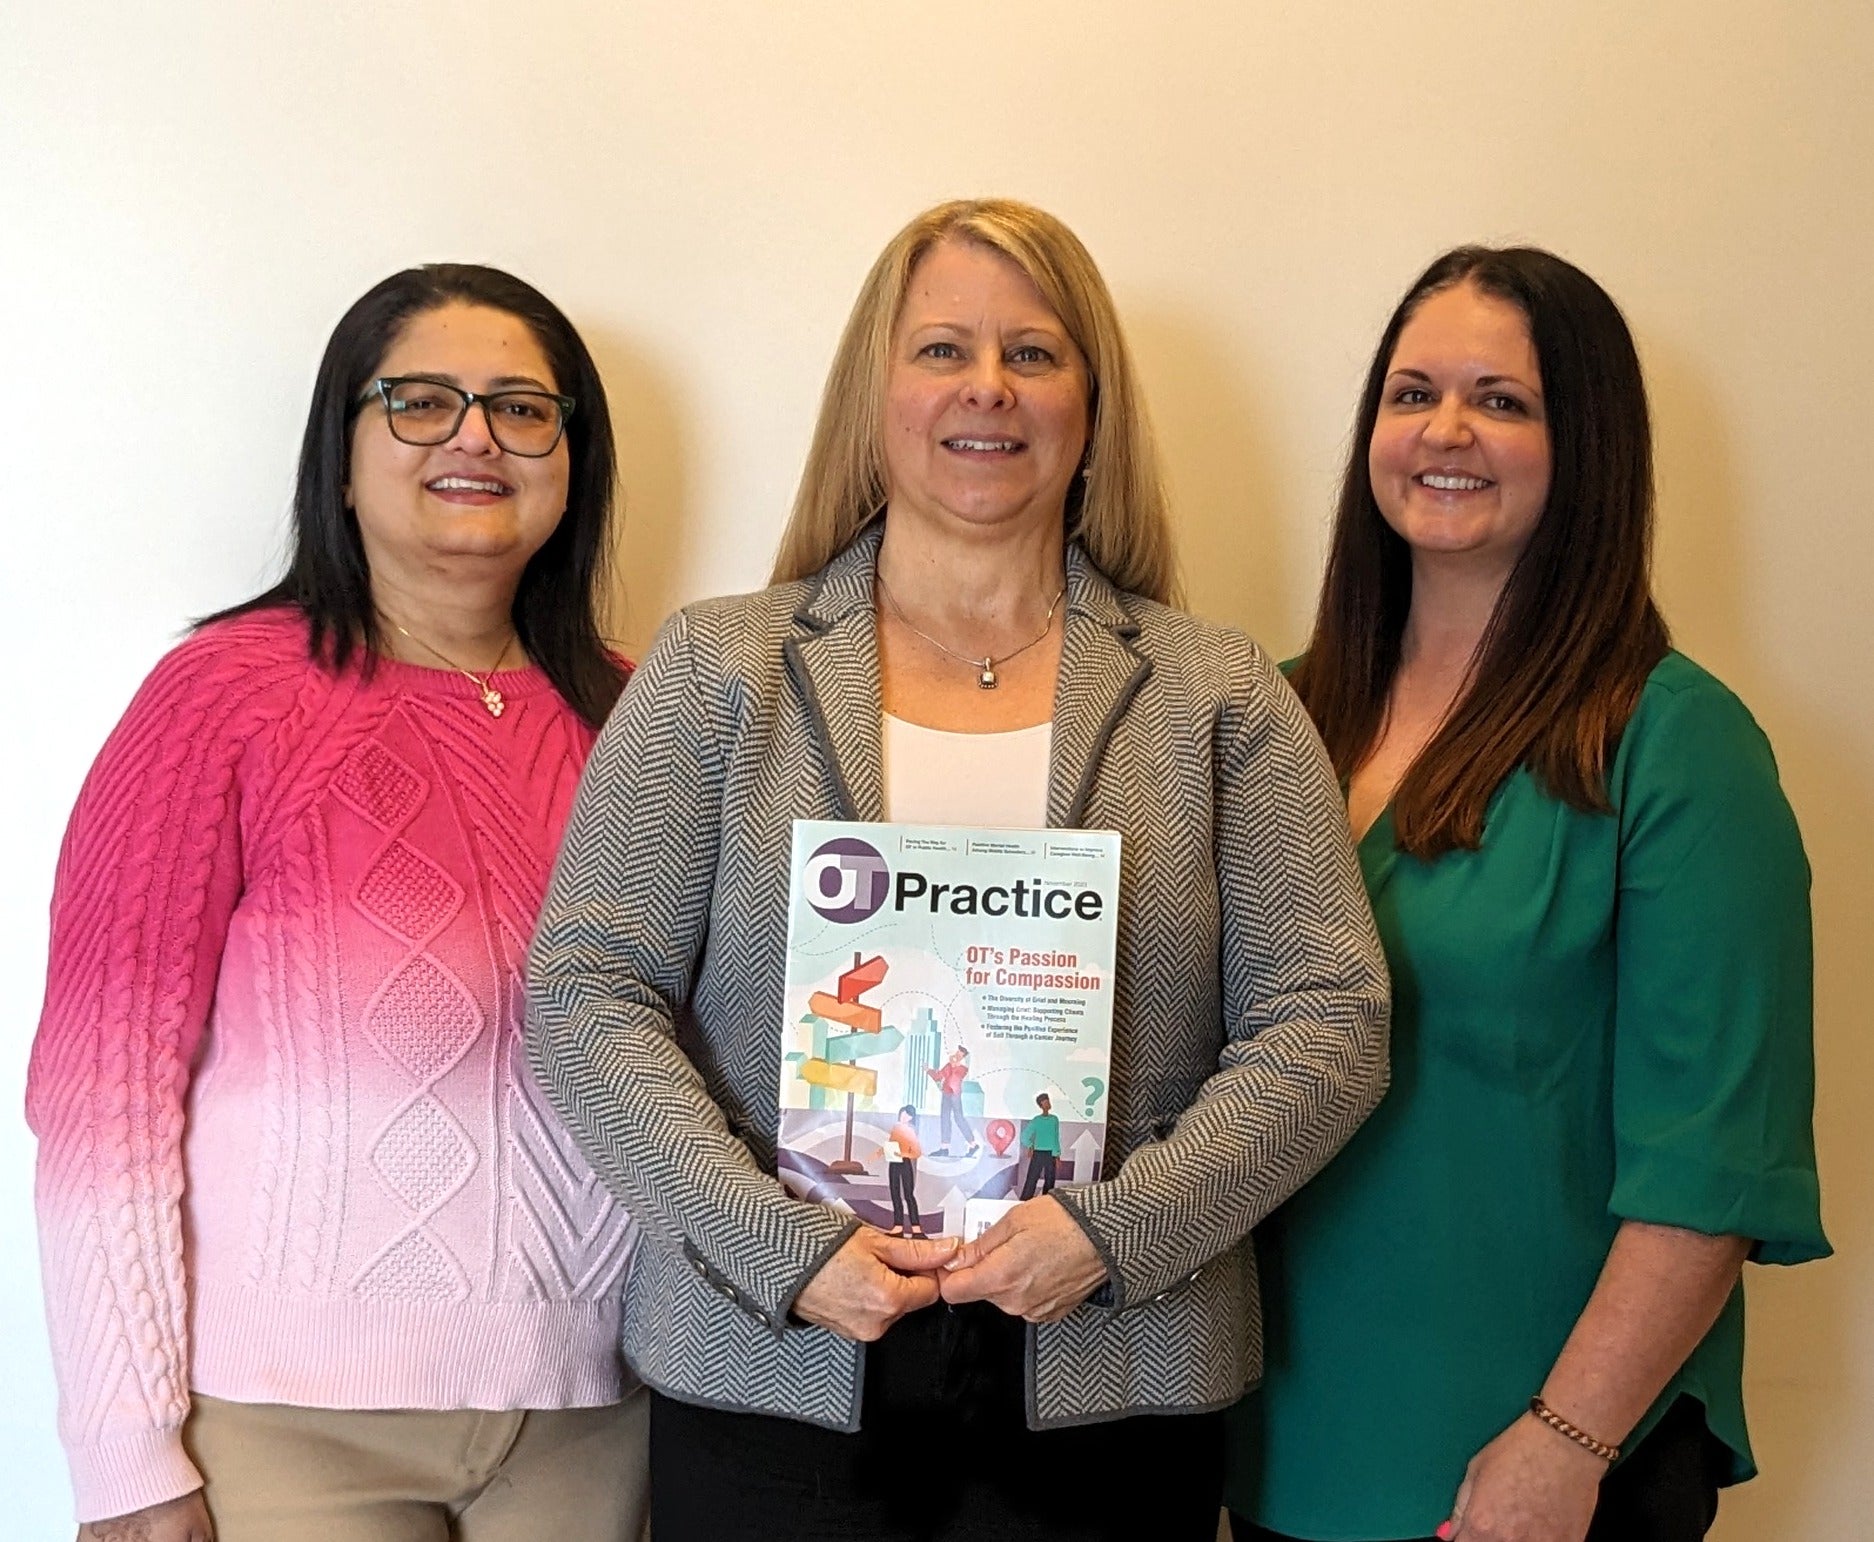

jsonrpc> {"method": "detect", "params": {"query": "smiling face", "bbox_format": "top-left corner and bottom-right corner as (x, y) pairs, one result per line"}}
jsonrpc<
(882, 238), (1090, 543)
(347, 302), (570, 596)
(1368, 281), (1551, 578)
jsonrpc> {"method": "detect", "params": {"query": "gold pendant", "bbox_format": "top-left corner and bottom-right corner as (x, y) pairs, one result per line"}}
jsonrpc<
(480, 686), (506, 717)
(978, 665), (998, 689)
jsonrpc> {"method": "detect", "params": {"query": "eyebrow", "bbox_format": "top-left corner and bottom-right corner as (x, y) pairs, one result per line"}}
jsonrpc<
(393, 371), (556, 391)
(905, 319), (1065, 339)
(1387, 366), (1539, 392)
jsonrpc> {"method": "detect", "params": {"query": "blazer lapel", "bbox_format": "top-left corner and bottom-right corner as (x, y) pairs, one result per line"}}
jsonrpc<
(782, 526), (886, 821)
(1048, 545), (1151, 829)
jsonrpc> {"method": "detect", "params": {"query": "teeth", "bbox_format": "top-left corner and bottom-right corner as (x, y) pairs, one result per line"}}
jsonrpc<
(429, 476), (508, 493)
(947, 438), (1019, 452)
(1419, 473), (1489, 491)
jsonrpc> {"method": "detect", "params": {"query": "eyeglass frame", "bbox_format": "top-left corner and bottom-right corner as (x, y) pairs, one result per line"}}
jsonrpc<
(357, 376), (578, 458)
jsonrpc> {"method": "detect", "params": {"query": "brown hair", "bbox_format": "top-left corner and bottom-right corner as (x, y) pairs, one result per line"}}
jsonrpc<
(770, 198), (1179, 604)
(1291, 246), (1669, 857)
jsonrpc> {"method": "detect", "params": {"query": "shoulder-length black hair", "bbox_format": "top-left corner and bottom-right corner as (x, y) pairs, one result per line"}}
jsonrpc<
(1290, 245), (1669, 857)
(207, 263), (626, 728)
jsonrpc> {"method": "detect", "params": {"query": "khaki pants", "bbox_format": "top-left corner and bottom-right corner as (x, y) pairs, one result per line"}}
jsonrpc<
(185, 1386), (649, 1542)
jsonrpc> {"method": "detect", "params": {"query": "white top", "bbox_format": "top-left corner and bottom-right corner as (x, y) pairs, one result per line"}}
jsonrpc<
(881, 713), (1054, 827)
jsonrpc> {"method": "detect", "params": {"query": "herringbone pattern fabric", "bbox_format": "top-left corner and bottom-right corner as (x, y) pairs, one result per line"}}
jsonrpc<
(527, 527), (1389, 1431)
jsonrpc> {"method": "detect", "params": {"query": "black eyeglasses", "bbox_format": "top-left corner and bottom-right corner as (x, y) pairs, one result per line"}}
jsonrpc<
(360, 376), (576, 457)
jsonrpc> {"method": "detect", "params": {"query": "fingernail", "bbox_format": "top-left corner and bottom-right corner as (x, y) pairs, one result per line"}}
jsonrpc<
(1436, 1524), (1454, 1540)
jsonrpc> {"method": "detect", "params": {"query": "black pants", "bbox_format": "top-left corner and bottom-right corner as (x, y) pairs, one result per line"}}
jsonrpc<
(1020, 1150), (1058, 1198)
(651, 1301), (1224, 1541)
(1229, 1395), (1728, 1542)
(889, 1159), (922, 1230)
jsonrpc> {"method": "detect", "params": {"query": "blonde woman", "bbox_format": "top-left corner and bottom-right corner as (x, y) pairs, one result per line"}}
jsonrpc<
(527, 199), (1390, 1541)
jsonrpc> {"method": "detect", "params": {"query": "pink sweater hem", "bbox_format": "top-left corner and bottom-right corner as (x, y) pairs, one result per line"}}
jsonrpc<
(189, 1283), (627, 1409)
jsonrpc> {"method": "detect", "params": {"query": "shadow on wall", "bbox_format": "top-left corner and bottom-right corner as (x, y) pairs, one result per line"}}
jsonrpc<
(1123, 306), (1297, 646)
(585, 327), (697, 660)
(1646, 342), (1868, 1535)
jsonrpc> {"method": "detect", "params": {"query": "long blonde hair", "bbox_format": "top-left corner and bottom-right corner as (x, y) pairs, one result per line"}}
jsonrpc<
(770, 198), (1180, 605)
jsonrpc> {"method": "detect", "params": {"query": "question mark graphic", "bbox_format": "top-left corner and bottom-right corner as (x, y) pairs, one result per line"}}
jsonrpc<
(1080, 1076), (1106, 1117)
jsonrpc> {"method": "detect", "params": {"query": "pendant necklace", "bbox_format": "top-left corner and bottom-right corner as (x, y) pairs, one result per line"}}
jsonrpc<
(876, 572), (1066, 690)
(386, 619), (516, 717)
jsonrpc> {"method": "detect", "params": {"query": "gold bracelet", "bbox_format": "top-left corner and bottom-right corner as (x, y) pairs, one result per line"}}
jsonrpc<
(1528, 1396), (1620, 1463)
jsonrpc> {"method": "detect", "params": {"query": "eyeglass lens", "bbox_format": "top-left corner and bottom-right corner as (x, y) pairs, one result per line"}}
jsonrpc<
(382, 381), (566, 456)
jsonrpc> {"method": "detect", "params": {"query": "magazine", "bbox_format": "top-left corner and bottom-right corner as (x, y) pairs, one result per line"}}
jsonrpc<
(776, 819), (1121, 1240)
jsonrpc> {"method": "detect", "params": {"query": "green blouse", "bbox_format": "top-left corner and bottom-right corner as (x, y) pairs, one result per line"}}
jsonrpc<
(1224, 653), (1829, 1539)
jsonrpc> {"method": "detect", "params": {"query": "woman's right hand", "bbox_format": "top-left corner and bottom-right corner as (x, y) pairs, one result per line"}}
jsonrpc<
(77, 1492), (214, 1542)
(793, 1229), (958, 1341)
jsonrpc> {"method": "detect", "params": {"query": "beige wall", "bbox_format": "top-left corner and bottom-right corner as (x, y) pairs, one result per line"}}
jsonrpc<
(2, 2), (1867, 1534)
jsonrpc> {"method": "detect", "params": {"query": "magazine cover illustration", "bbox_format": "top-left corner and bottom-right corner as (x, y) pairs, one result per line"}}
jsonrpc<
(777, 819), (1120, 1239)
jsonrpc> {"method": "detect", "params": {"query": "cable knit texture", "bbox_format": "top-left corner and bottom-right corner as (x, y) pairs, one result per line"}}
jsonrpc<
(27, 609), (638, 1524)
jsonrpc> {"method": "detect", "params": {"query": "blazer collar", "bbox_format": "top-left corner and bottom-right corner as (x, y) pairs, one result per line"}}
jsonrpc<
(783, 525), (1152, 829)
(784, 525), (888, 820)
(1051, 543), (1151, 827)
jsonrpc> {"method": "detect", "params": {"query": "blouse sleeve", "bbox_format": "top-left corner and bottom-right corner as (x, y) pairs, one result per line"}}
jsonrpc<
(1609, 672), (1829, 1265)
(25, 632), (278, 1522)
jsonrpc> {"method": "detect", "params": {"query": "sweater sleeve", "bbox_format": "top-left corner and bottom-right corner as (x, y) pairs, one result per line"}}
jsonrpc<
(25, 628), (285, 1523)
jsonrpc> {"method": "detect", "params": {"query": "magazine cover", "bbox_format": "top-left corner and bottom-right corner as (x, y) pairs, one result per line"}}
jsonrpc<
(776, 819), (1121, 1240)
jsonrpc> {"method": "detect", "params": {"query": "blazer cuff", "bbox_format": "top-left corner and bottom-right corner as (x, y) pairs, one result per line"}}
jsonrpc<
(680, 1204), (860, 1334)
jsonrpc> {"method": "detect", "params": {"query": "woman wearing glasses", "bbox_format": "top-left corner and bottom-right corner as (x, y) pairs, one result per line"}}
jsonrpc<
(28, 265), (645, 1542)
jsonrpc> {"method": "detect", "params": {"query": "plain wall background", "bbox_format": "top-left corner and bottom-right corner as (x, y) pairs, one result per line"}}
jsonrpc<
(2, 3), (1867, 1535)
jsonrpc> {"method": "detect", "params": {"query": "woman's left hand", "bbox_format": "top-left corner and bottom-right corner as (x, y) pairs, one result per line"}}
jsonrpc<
(937, 1196), (1108, 1322)
(1442, 1413), (1605, 1541)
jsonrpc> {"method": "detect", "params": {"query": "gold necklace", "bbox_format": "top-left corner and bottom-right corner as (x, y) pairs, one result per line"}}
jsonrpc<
(386, 619), (516, 717)
(876, 572), (1066, 690)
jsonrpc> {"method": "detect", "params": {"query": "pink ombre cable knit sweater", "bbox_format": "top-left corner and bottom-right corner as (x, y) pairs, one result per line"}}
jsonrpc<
(27, 609), (638, 1524)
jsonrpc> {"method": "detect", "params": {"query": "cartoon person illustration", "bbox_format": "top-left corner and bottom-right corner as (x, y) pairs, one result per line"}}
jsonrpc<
(925, 1045), (979, 1157)
(1019, 1092), (1062, 1198)
(873, 1104), (926, 1236)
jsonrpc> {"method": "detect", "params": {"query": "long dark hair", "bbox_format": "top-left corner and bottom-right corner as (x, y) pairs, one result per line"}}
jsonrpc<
(1291, 246), (1669, 857)
(207, 263), (625, 727)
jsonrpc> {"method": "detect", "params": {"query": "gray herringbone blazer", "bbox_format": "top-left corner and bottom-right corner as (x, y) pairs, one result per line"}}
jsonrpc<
(527, 527), (1388, 1430)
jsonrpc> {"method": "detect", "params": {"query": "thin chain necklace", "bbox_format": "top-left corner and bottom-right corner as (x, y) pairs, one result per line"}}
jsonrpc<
(385, 618), (516, 717)
(875, 571), (1066, 690)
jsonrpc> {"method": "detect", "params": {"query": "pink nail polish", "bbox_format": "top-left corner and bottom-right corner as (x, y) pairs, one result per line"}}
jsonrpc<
(1436, 1523), (1454, 1541)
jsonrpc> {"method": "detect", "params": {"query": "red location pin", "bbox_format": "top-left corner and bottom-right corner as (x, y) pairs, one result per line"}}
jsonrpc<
(985, 1118), (1017, 1156)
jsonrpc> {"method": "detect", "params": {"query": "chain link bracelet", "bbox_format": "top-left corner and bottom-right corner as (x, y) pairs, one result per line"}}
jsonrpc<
(1528, 1395), (1621, 1464)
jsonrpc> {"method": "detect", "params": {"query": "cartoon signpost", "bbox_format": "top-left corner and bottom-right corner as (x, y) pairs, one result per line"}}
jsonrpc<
(795, 952), (901, 1174)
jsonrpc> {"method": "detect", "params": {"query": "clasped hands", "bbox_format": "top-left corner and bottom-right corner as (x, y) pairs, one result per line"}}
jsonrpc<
(793, 1195), (1108, 1341)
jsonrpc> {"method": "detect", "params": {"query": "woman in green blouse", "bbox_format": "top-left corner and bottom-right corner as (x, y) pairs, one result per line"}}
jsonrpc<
(1224, 247), (1827, 1542)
